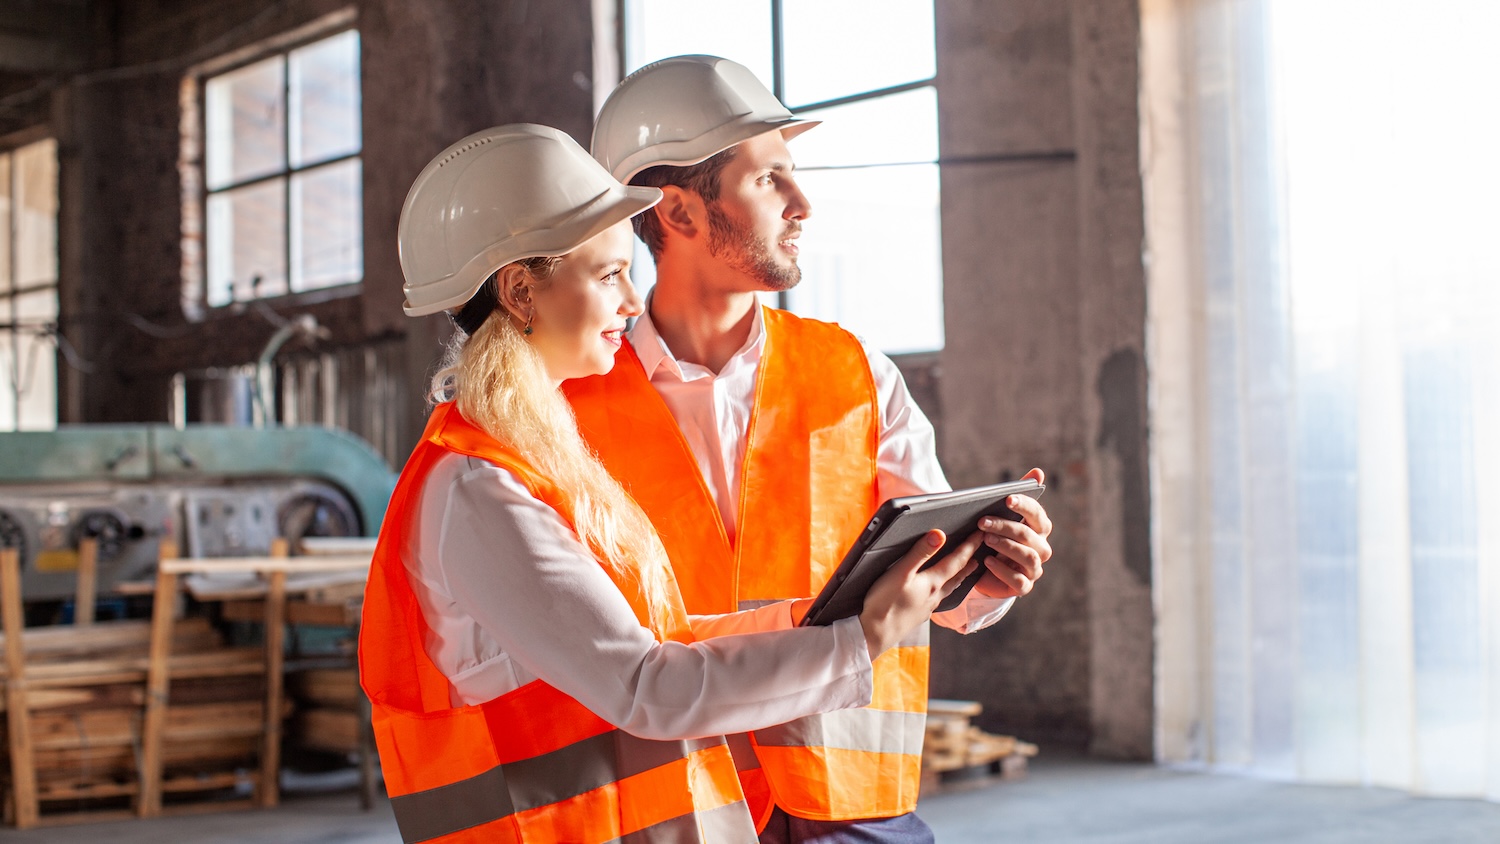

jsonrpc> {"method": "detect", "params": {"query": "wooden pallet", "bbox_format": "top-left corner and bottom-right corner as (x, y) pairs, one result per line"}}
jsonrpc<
(922, 699), (1038, 789)
(0, 542), (290, 828)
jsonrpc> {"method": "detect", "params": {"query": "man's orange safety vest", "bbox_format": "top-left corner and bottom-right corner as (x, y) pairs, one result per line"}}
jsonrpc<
(564, 307), (931, 825)
(360, 402), (758, 843)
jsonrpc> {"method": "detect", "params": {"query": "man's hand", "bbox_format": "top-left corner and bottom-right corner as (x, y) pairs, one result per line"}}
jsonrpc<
(971, 467), (1054, 599)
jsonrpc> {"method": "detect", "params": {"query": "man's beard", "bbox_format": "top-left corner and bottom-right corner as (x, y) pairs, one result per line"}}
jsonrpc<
(705, 202), (801, 291)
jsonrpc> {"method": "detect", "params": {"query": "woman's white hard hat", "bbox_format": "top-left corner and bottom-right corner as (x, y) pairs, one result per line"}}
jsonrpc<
(591, 55), (819, 184)
(398, 123), (662, 317)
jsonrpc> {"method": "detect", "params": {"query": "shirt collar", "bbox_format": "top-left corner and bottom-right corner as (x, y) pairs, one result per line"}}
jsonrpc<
(629, 292), (767, 382)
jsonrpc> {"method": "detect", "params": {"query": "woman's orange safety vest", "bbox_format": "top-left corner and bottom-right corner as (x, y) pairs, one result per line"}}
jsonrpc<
(359, 402), (757, 843)
(564, 308), (931, 825)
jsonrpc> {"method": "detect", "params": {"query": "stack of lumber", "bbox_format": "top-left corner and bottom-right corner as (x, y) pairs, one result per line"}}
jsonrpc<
(0, 617), (269, 826)
(922, 699), (1038, 788)
(288, 667), (362, 756)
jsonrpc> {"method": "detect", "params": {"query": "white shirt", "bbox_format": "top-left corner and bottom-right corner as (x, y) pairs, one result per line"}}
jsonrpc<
(630, 303), (1014, 634)
(404, 451), (874, 735)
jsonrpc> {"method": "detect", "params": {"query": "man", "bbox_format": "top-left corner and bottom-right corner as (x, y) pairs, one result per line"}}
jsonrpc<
(564, 55), (1053, 843)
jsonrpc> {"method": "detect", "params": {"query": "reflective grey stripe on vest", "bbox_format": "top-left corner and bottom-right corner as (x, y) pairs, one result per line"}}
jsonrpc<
(737, 599), (781, 611)
(725, 731), (762, 772)
(616, 800), (758, 844)
(390, 733), (727, 843)
(391, 763), (514, 843)
(753, 707), (928, 755)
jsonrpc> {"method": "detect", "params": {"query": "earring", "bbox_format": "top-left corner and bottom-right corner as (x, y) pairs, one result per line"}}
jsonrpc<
(523, 311), (534, 335)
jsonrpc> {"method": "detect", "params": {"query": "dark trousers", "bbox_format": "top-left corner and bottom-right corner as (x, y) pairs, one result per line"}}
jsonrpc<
(758, 807), (936, 844)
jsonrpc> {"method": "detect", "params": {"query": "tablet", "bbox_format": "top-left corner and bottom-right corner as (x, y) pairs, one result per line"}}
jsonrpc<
(798, 479), (1045, 627)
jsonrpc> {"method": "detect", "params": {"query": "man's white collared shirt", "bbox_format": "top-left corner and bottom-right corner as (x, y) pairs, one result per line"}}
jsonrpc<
(629, 303), (1012, 632)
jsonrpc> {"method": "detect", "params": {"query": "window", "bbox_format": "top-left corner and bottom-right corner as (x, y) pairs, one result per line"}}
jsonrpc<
(622, 0), (943, 353)
(0, 137), (59, 431)
(1146, 0), (1500, 800)
(198, 29), (362, 307)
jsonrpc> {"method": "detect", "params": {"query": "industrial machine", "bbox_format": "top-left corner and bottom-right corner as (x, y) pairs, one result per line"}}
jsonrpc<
(0, 425), (396, 601)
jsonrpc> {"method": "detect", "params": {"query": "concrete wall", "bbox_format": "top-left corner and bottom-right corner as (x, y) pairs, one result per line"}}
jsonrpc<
(929, 0), (1153, 758)
(50, 0), (595, 455)
(18, 0), (1155, 758)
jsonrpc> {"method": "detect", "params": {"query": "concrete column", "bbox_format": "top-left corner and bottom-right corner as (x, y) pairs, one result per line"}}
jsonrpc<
(932, 0), (1152, 758)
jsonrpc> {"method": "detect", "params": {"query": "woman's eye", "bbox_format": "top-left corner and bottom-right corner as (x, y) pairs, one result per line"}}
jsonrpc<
(602, 270), (621, 284)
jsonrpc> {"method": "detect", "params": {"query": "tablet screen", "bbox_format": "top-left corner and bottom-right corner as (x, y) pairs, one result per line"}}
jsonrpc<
(799, 479), (1044, 627)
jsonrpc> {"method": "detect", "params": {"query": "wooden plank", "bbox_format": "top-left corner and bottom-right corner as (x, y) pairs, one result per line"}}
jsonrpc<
(27, 701), (269, 751)
(927, 698), (983, 717)
(221, 598), (359, 627)
(0, 618), (220, 670)
(37, 780), (139, 801)
(31, 744), (134, 779)
(29, 707), (141, 750)
(13, 646), (264, 689)
(2, 547), (40, 828)
(290, 667), (361, 707)
(159, 554), (370, 575)
(74, 539), (98, 626)
(258, 541), (288, 809)
(162, 770), (253, 794)
(293, 707), (361, 754)
(160, 735), (261, 769)
(0, 684), (142, 713)
(137, 541), (179, 818)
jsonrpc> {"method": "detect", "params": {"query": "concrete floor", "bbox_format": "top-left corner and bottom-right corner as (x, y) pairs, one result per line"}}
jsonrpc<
(8, 755), (1500, 843)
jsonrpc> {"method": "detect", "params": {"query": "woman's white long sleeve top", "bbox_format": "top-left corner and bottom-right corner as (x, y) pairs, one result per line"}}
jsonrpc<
(401, 450), (874, 741)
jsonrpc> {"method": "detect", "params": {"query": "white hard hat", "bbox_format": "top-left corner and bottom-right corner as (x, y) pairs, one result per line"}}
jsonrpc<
(591, 55), (819, 184)
(398, 123), (662, 317)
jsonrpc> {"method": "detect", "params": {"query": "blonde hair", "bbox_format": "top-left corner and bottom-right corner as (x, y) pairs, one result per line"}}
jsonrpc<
(430, 271), (677, 635)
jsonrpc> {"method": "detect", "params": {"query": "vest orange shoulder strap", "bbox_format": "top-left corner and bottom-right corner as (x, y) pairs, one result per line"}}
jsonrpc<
(422, 402), (689, 640)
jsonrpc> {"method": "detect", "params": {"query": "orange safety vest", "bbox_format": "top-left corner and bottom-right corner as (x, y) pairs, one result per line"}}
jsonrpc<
(359, 402), (757, 843)
(564, 307), (931, 825)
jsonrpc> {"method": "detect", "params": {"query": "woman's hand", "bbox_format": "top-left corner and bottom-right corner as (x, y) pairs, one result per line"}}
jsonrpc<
(858, 529), (984, 659)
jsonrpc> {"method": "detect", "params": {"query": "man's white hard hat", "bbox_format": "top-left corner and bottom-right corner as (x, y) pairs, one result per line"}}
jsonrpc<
(591, 54), (819, 184)
(398, 123), (662, 317)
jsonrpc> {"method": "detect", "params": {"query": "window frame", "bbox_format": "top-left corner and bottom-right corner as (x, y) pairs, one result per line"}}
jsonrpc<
(181, 12), (362, 317)
(617, 0), (944, 350)
(0, 126), (60, 432)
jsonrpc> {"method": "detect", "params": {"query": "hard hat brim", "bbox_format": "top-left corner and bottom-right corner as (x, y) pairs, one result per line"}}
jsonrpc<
(402, 184), (660, 317)
(612, 117), (821, 185)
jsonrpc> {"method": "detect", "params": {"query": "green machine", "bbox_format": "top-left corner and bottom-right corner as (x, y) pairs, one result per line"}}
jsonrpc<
(0, 425), (397, 601)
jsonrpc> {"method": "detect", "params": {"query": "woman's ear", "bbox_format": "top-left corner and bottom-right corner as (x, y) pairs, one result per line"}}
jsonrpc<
(654, 185), (703, 242)
(495, 263), (533, 326)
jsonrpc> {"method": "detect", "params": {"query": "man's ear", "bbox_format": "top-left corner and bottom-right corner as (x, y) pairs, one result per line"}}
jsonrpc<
(654, 185), (704, 242)
(495, 263), (533, 325)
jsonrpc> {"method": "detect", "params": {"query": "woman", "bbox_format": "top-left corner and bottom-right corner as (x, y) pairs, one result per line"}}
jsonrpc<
(359, 124), (980, 844)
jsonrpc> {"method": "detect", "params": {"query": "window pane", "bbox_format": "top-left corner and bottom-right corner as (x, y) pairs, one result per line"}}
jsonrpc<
(291, 158), (362, 291)
(14, 138), (58, 288)
(13, 289), (57, 430)
(783, 0), (935, 107)
(289, 30), (361, 168)
(206, 56), (286, 190)
(207, 179), (286, 306)
(785, 163), (942, 353)
(792, 87), (938, 169)
(623, 0), (773, 82)
(0, 152), (11, 294)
